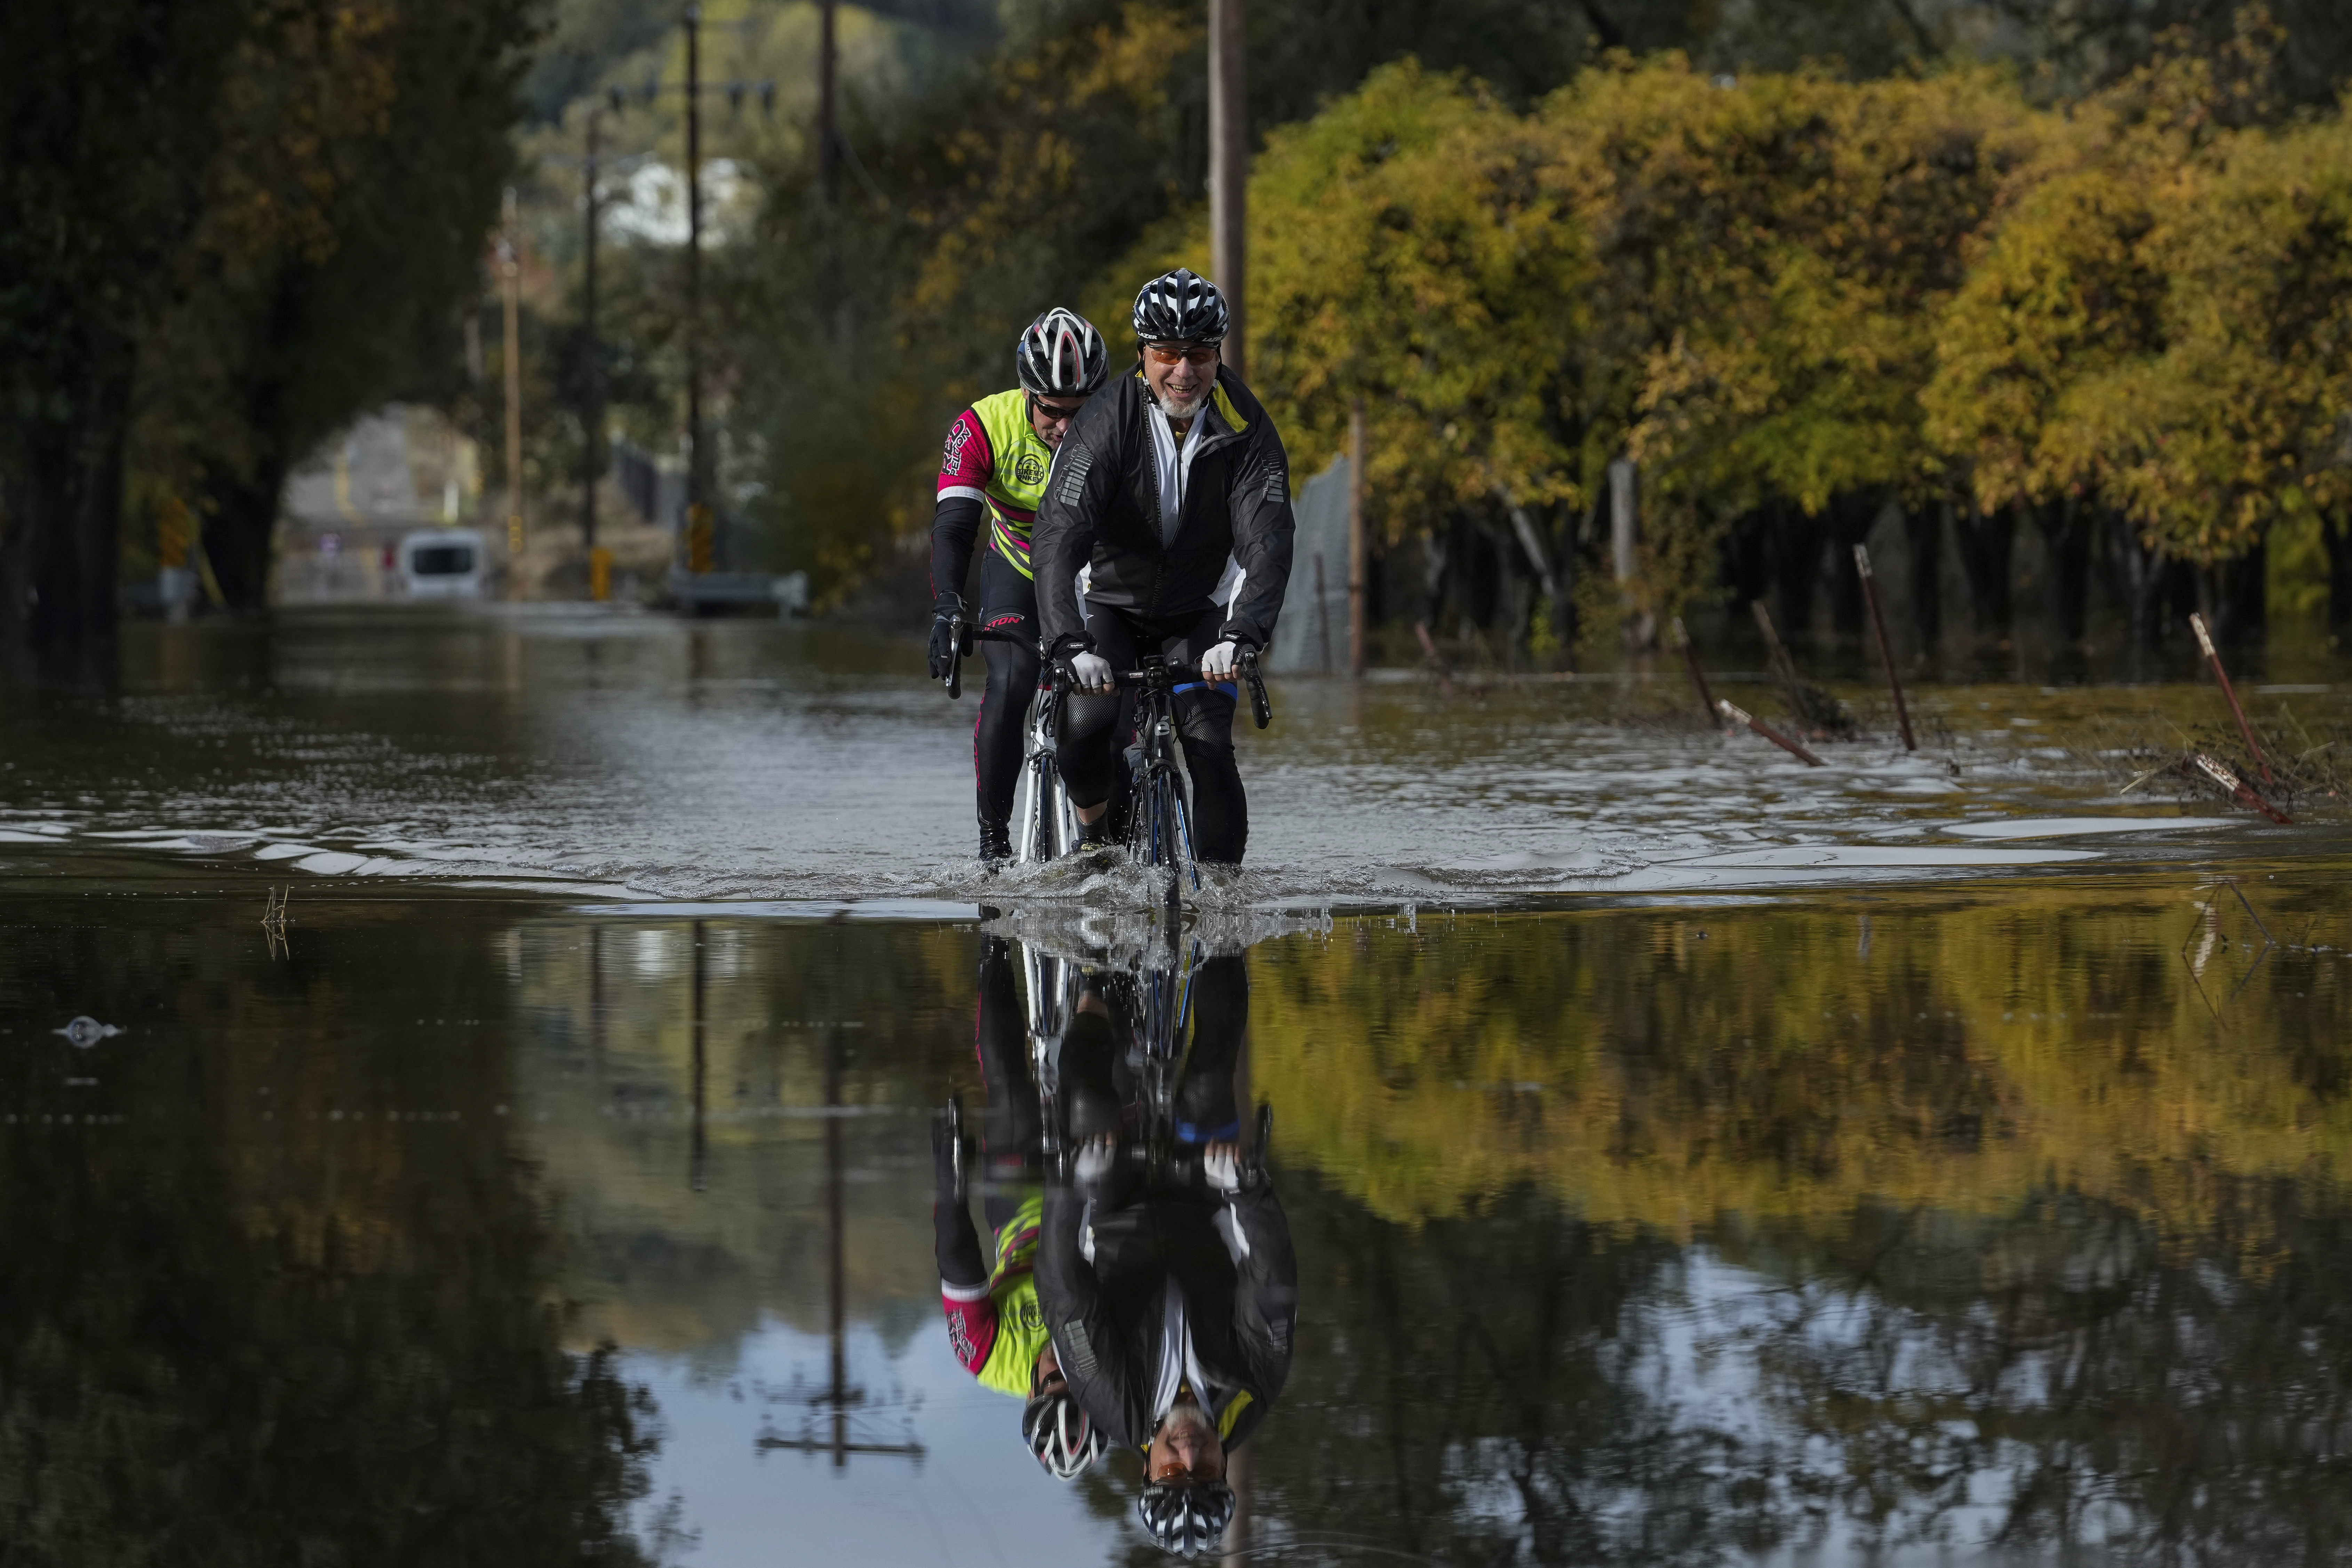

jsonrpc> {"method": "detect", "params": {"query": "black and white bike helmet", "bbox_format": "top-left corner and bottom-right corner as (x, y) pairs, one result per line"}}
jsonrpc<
(1131, 268), (1229, 346)
(1137, 1479), (1237, 1557)
(1017, 308), (1110, 398)
(1023, 1389), (1107, 1480)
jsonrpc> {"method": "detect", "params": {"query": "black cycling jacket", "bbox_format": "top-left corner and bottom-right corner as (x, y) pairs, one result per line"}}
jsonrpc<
(1032, 365), (1297, 659)
(1035, 1179), (1298, 1454)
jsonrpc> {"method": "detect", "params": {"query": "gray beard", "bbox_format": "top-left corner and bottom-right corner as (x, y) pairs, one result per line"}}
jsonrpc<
(1156, 386), (1210, 421)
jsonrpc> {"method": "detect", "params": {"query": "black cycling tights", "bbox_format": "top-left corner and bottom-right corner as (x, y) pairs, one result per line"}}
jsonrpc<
(972, 550), (1042, 855)
(1056, 602), (1247, 865)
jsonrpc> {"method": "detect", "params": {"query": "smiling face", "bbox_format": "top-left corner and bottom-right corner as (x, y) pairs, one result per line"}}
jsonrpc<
(1141, 341), (1219, 421)
(1146, 1389), (1226, 1483)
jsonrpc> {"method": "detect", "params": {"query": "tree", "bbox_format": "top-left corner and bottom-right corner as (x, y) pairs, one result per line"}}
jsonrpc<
(0, 0), (251, 663)
(131, 0), (537, 611)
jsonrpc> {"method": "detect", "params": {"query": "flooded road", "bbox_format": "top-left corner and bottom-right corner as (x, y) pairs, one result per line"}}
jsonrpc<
(4, 610), (2347, 903)
(5, 612), (2352, 1565)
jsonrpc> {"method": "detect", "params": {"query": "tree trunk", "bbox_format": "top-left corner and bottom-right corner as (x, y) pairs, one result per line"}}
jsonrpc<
(1952, 500), (2015, 635)
(2033, 497), (2092, 643)
(1905, 501), (1943, 653)
(2199, 534), (2268, 648)
(0, 337), (135, 669)
(1823, 491), (1880, 645)
(1767, 500), (1822, 649)
(203, 451), (289, 613)
(2112, 511), (2169, 652)
(2322, 511), (2352, 631)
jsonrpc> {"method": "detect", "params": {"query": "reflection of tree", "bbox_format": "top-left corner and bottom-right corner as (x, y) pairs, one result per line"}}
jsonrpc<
(1731, 1187), (2352, 1560)
(1252, 890), (2352, 1240)
(0, 898), (659, 1564)
(1220, 1176), (1770, 1567)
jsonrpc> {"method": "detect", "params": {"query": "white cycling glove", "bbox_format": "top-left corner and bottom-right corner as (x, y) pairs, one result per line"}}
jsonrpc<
(1075, 1135), (1117, 1185)
(1203, 1145), (1244, 1195)
(1068, 651), (1114, 693)
(1199, 638), (1242, 681)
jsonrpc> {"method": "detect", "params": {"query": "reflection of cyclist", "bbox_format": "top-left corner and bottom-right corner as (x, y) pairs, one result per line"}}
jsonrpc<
(931, 937), (1105, 1478)
(1034, 954), (1297, 1558)
(927, 309), (1110, 862)
(1031, 270), (1295, 863)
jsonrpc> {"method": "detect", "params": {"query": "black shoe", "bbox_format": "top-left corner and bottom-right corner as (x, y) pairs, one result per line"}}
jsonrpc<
(980, 821), (1012, 864)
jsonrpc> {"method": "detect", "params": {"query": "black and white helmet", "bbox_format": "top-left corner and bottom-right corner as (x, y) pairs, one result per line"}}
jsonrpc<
(1017, 308), (1109, 398)
(1131, 268), (1229, 347)
(1022, 1389), (1107, 1480)
(1137, 1479), (1237, 1557)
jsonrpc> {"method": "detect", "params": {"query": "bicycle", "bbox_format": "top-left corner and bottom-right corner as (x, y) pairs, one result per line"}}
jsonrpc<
(944, 929), (1269, 1199)
(940, 615), (1081, 865)
(1085, 650), (1273, 916)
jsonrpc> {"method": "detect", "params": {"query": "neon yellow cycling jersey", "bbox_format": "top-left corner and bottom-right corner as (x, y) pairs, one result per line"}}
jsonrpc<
(935, 389), (1055, 581)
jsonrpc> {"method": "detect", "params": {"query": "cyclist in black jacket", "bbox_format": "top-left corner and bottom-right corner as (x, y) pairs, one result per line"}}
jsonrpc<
(1033, 953), (1296, 1559)
(1031, 270), (1297, 864)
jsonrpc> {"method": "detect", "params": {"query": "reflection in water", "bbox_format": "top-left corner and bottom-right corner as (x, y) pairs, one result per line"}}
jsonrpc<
(0, 892), (661, 1564)
(3, 862), (2352, 1561)
(932, 931), (1293, 1560)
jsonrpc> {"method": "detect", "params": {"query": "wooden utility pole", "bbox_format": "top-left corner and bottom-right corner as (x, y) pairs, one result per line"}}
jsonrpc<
(1347, 398), (1366, 676)
(1207, 0), (1246, 377)
(501, 186), (524, 595)
(683, 5), (705, 543)
(582, 108), (605, 566)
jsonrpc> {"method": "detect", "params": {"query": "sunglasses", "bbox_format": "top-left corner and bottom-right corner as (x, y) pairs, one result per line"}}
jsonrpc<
(1030, 394), (1087, 424)
(1143, 343), (1219, 367)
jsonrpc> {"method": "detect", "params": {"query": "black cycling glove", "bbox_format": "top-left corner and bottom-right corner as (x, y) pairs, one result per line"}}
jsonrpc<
(927, 594), (965, 680)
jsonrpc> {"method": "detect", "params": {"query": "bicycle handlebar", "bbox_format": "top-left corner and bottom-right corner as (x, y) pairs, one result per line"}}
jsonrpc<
(939, 614), (1044, 699)
(1070, 651), (1274, 731)
(941, 619), (1273, 731)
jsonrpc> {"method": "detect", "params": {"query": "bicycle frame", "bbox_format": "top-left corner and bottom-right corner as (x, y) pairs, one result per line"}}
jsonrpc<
(1010, 670), (1079, 864)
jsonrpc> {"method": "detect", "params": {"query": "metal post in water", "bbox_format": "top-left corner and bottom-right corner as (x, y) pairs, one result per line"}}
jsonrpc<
(1347, 399), (1366, 677)
(1673, 615), (1717, 724)
(1853, 544), (1915, 751)
(2190, 612), (2272, 785)
(1720, 699), (1826, 767)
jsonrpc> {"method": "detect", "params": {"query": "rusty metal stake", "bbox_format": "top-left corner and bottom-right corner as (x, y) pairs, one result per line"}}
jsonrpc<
(1673, 615), (1718, 724)
(2188, 752), (2291, 825)
(2188, 612), (2272, 785)
(1853, 544), (1915, 751)
(1720, 699), (1825, 766)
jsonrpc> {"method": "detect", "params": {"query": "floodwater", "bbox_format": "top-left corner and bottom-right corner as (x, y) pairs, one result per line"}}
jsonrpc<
(5, 609), (2352, 1566)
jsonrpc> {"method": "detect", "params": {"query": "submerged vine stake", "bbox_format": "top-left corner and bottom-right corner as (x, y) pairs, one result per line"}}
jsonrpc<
(2190, 613), (2272, 785)
(1720, 699), (1825, 766)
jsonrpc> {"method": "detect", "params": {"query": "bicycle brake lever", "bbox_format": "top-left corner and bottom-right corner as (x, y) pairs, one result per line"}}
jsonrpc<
(945, 616), (965, 699)
(1241, 652), (1271, 730)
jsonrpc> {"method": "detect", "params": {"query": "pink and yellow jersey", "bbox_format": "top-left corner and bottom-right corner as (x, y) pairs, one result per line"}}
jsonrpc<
(937, 388), (1056, 582)
(939, 1191), (1049, 1397)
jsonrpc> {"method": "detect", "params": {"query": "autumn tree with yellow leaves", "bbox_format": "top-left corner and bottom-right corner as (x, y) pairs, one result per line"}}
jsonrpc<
(1109, 14), (2352, 660)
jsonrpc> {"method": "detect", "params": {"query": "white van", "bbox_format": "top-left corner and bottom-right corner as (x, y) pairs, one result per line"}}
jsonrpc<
(398, 529), (485, 599)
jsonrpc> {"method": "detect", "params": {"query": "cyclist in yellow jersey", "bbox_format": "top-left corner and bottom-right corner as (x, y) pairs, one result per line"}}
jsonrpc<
(928, 308), (1110, 862)
(932, 936), (1108, 1479)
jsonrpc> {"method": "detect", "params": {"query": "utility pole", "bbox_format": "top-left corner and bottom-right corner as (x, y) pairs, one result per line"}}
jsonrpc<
(1207, 0), (1247, 378)
(682, 4), (707, 572)
(501, 186), (524, 596)
(818, 1), (839, 206)
(754, 1019), (925, 1468)
(582, 107), (607, 594)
